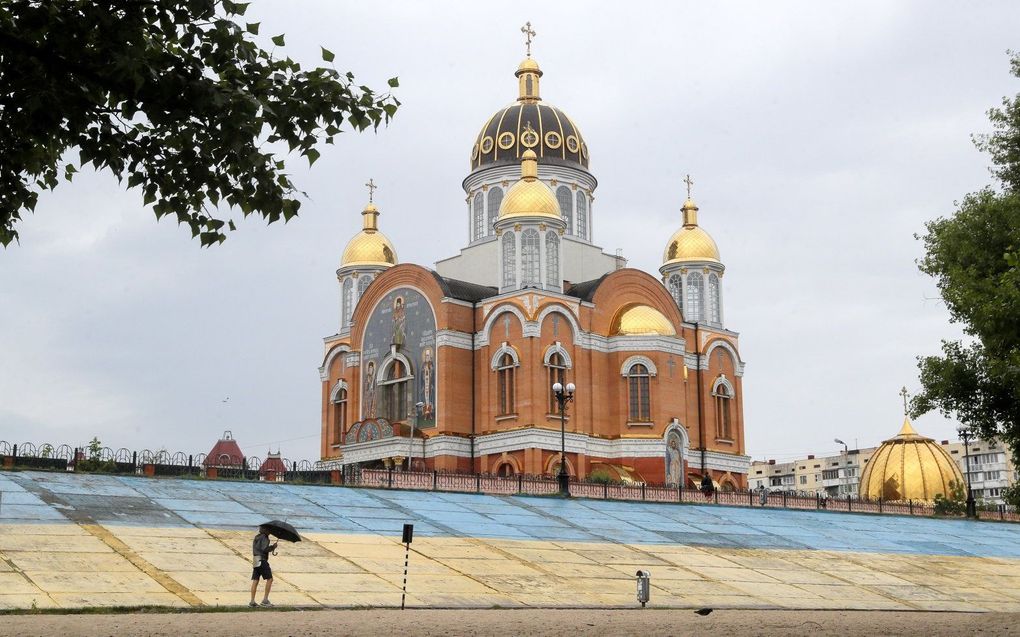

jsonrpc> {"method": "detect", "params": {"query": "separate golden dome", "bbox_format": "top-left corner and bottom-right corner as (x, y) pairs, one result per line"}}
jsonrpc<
(858, 418), (965, 502)
(517, 57), (541, 73)
(340, 202), (397, 267)
(662, 198), (720, 265)
(498, 149), (561, 219)
(610, 304), (677, 336)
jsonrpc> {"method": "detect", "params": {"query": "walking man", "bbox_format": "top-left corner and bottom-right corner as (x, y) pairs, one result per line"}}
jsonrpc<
(250, 525), (278, 607)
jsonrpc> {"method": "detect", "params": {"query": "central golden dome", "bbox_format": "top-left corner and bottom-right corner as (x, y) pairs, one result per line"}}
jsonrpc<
(611, 304), (677, 336)
(662, 198), (720, 265)
(858, 418), (965, 502)
(499, 149), (560, 219)
(341, 203), (397, 267)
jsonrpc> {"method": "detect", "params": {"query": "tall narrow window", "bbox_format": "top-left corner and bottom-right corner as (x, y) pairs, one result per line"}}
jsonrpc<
(547, 352), (567, 414)
(708, 273), (721, 325)
(627, 363), (651, 422)
(686, 272), (704, 323)
(333, 388), (347, 445)
(357, 274), (372, 299)
(715, 384), (732, 440)
(502, 232), (516, 288)
(472, 192), (485, 241)
(545, 231), (560, 289)
(521, 228), (540, 286)
(557, 186), (573, 234)
(380, 360), (410, 422)
(487, 187), (503, 236)
(497, 353), (516, 415)
(668, 274), (683, 314)
(576, 192), (588, 240)
(342, 278), (353, 327)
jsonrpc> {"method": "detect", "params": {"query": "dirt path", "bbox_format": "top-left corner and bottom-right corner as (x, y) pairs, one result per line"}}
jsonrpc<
(1, 609), (1015, 637)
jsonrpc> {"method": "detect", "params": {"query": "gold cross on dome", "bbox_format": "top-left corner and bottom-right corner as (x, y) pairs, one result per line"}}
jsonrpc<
(521, 21), (536, 57)
(683, 174), (694, 199)
(365, 178), (377, 203)
(899, 386), (909, 415)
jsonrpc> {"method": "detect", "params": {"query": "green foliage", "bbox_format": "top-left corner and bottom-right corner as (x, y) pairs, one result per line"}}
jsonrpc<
(587, 470), (621, 485)
(87, 437), (102, 460)
(1002, 482), (1020, 508)
(933, 480), (967, 516)
(912, 52), (1020, 469)
(0, 0), (400, 246)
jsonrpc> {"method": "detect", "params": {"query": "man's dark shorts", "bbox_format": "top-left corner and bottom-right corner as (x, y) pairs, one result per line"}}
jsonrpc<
(251, 561), (272, 581)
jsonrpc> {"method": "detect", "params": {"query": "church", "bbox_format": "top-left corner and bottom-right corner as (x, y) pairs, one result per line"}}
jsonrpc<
(317, 29), (750, 488)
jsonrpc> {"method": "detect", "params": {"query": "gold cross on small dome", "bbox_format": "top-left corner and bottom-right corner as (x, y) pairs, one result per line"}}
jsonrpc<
(899, 386), (909, 415)
(683, 174), (694, 200)
(365, 178), (377, 203)
(521, 21), (536, 57)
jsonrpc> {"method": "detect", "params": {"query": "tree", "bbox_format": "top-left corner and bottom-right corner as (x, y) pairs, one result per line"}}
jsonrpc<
(912, 52), (1020, 466)
(0, 0), (399, 247)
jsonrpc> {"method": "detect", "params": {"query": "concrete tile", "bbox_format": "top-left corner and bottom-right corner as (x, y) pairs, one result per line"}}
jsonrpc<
(437, 558), (544, 576)
(137, 550), (250, 573)
(279, 572), (399, 594)
(0, 534), (112, 553)
(0, 572), (46, 595)
(6, 551), (140, 573)
(685, 565), (782, 583)
(49, 592), (187, 608)
(375, 572), (493, 594)
(25, 570), (166, 594)
(0, 593), (57, 609)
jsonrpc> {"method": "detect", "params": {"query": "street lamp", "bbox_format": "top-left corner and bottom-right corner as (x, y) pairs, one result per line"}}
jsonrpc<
(408, 401), (424, 472)
(552, 381), (576, 495)
(957, 426), (977, 518)
(834, 438), (848, 496)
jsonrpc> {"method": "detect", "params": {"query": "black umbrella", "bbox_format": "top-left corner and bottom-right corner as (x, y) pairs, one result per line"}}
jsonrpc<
(260, 520), (301, 543)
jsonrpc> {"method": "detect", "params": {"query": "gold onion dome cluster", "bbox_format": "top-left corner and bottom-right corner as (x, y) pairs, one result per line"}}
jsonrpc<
(857, 418), (965, 502)
(663, 198), (720, 264)
(470, 56), (589, 172)
(340, 203), (397, 267)
(498, 149), (561, 219)
(611, 304), (677, 336)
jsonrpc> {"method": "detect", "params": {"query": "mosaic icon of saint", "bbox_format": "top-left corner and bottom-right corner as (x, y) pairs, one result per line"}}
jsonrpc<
(665, 432), (683, 486)
(363, 361), (377, 418)
(392, 296), (406, 348)
(420, 347), (435, 421)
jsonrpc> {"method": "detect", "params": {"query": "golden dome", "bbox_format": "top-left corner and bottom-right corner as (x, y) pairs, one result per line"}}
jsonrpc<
(498, 149), (561, 219)
(517, 57), (541, 73)
(610, 304), (677, 336)
(662, 198), (720, 265)
(340, 203), (397, 267)
(858, 417), (965, 502)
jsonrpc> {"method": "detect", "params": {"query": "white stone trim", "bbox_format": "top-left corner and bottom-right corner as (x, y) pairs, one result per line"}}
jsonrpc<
(534, 303), (582, 344)
(346, 352), (361, 369)
(477, 303), (529, 347)
(543, 341), (573, 368)
(704, 339), (745, 376)
(702, 449), (751, 474)
(711, 374), (735, 395)
(319, 344), (352, 381)
(330, 379), (350, 403)
(490, 342), (521, 369)
(620, 355), (657, 376)
(436, 329), (473, 350)
(378, 349), (415, 382)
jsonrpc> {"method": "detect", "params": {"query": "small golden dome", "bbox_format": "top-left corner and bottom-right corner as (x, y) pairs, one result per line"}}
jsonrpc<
(340, 203), (397, 267)
(662, 198), (720, 264)
(858, 417), (965, 502)
(498, 149), (560, 219)
(610, 304), (677, 336)
(517, 57), (541, 73)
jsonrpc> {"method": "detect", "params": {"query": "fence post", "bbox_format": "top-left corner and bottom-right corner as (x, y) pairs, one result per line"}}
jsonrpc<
(641, 483), (646, 500)
(909, 499), (913, 515)
(188, 454), (193, 469)
(293, 461), (297, 473)
(434, 470), (439, 491)
(847, 494), (852, 512)
(878, 497), (883, 513)
(749, 490), (753, 506)
(387, 466), (393, 488)
(783, 491), (787, 507)
(678, 483), (683, 503)
(816, 492), (820, 509)
(12, 444), (16, 460)
(476, 473), (481, 493)
(518, 474), (523, 494)
(132, 451), (137, 470)
(714, 488), (718, 504)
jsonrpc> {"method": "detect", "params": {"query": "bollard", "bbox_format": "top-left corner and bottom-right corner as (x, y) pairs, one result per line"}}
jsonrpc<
(401, 523), (414, 610)
(635, 570), (651, 607)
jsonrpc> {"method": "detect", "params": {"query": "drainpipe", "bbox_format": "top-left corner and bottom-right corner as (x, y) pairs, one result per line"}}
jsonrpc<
(470, 300), (477, 468)
(695, 322), (705, 473)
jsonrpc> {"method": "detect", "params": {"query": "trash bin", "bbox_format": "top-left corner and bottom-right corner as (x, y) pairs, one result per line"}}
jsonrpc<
(635, 569), (651, 607)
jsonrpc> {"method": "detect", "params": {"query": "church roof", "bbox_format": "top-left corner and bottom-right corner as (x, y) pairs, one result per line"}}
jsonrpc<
(857, 417), (965, 502)
(564, 275), (608, 302)
(432, 272), (498, 302)
(205, 431), (243, 467)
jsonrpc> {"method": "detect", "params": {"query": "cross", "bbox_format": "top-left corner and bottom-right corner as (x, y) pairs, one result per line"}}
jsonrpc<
(667, 357), (676, 378)
(365, 178), (377, 203)
(899, 386), (909, 415)
(552, 314), (559, 337)
(504, 315), (511, 338)
(521, 21), (536, 57)
(683, 174), (694, 199)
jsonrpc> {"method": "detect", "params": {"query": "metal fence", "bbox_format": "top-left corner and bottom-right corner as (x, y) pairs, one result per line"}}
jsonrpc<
(2, 439), (1017, 522)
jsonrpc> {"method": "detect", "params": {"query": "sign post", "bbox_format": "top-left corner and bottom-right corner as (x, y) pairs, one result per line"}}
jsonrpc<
(401, 523), (413, 610)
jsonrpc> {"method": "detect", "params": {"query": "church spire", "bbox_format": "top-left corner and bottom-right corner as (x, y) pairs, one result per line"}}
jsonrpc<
(682, 174), (699, 226)
(516, 22), (542, 102)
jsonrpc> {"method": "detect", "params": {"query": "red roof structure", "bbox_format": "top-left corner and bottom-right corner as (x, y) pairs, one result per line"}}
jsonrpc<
(205, 431), (244, 468)
(259, 452), (287, 477)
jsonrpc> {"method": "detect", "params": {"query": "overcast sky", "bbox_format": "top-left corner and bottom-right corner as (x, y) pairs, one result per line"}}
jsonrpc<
(2, 1), (1018, 464)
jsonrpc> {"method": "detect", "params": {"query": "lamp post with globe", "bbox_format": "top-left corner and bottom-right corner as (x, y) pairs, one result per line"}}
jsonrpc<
(552, 382), (575, 495)
(957, 426), (977, 518)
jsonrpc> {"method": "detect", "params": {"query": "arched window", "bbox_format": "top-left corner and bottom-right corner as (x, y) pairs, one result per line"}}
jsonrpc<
(708, 273), (721, 325)
(686, 272), (704, 323)
(497, 352), (516, 415)
(576, 192), (588, 240)
(496, 462), (515, 477)
(487, 187), (503, 236)
(545, 231), (560, 289)
(502, 232), (516, 288)
(357, 274), (372, 299)
(547, 352), (567, 414)
(557, 186), (573, 234)
(333, 388), (347, 445)
(714, 384), (732, 440)
(668, 274), (683, 314)
(627, 363), (651, 422)
(380, 360), (410, 422)
(342, 278), (353, 327)
(472, 192), (484, 241)
(521, 228), (540, 286)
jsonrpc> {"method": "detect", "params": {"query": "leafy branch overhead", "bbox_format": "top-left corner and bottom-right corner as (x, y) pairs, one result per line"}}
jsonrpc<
(0, 0), (400, 246)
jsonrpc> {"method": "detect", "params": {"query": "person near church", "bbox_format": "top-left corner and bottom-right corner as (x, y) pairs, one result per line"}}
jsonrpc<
(249, 525), (278, 607)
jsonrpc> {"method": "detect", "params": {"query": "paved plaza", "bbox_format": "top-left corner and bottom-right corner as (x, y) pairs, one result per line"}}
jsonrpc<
(1, 471), (1020, 611)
